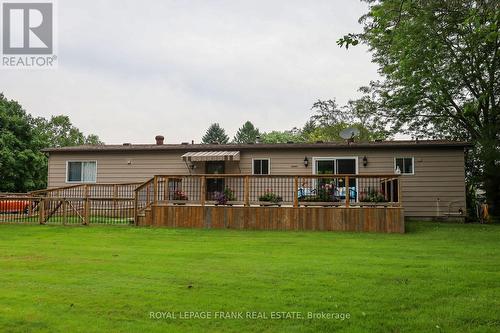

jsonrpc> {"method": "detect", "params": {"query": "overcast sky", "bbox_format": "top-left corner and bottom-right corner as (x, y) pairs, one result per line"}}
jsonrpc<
(0, 0), (379, 144)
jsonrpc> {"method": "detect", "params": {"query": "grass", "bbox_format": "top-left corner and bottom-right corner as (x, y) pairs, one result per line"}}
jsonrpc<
(0, 215), (132, 224)
(0, 222), (499, 333)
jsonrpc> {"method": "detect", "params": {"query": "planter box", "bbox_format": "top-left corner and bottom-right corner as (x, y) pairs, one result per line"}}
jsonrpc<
(257, 201), (282, 207)
(299, 201), (343, 207)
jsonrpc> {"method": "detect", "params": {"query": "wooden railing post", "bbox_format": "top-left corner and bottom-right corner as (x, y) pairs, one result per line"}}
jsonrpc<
(244, 176), (249, 207)
(200, 176), (206, 206)
(164, 177), (169, 204)
(83, 185), (90, 225)
(153, 176), (159, 205)
(39, 199), (45, 224)
(62, 199), (67, 225)
(133, 190), (139, 226)
(345, 176), (350, 208)
(293, 176), (299, 208)
(397, 176), (402, 207)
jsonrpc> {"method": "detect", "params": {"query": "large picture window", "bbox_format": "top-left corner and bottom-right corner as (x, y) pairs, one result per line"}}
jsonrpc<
(67, 161), (97, 182)
(395, 157), (414, 174)
(252, 159), (270, 175)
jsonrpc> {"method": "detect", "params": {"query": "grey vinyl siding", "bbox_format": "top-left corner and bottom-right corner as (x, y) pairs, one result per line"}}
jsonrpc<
(47, 146), (466, 219)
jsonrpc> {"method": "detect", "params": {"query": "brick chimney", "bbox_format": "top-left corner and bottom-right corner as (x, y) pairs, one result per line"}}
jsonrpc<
(155, 135), (164, 145)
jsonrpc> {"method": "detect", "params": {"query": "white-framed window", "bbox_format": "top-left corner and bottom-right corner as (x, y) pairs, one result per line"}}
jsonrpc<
(252, 158), (270, 175)
(312, 157), (358, 175)
(394, 157), (414, 175)
(66, 161), (97, 183)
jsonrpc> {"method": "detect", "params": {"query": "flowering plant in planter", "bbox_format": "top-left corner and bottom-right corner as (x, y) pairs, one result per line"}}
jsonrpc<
(214, 187), (236, 205)
(258, 189), (283, 203)
(172, 189), (188, 201)
(360, 189), (387, 203)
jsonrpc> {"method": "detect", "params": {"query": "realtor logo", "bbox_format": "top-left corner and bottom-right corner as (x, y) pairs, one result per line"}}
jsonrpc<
(1, 1), (57, 68)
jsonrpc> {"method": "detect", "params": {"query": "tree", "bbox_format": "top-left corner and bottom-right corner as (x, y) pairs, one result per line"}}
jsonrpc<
(306, 98), (389, 142)
(302, 120), (317, 138)
(261, 128), (306, 144)
(201, 123), (229, 144)
(0, 94), (46, 192)
(33, 115), (103, 148)
(0, 93), (103, 192)
(233, 121), (261, 143)
(338, 0), (500, 219)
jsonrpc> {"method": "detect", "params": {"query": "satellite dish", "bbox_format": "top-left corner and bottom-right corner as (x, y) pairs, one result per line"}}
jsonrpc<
(340, 127), (360, 140)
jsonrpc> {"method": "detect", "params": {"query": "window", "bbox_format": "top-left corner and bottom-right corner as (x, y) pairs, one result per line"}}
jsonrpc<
(253, 159), (270, 175)
(337, 159), (356, 174)
(67, 161), (97, 182)
(395, 157), (414, 174)
(314, 158), (357, 175)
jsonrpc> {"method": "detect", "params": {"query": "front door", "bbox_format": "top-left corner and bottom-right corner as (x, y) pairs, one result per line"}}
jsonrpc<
(205, 161), (225, 200)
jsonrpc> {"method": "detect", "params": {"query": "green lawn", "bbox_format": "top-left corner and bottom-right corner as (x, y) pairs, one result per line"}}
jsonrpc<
(0, 222), (499, 333)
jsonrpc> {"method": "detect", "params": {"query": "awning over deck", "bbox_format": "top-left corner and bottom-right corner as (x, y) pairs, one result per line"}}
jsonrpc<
(181, 151), (240, 162)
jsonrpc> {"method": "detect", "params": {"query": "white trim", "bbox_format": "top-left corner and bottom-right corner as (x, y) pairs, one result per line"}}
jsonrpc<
(65, 160), (98, 183)
(312, 156), (358, 175)
(394, 157), (415, 175)
(252, 158), (271, 175)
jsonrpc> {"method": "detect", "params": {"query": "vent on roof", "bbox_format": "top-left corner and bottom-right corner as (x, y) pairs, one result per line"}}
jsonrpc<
(181, 142), (189, 145)
(375, 139), (383, 142)
(316, 140), (324, 144)
(123, 143), (131, 146)
(286, 141), (294, 144)
(155, 135), (164, 145)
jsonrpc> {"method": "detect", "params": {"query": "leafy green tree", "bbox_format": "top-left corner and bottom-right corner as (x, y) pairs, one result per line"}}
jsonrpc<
(0, 94), (103, 192)
(261, 128), (306, 144)
(33, 115), (103, 148)
(338, 0), (500, 219)
(233, 121), (261, 143)
(201, 123), (229, 144)
(0, 94), (46, 192)
(306, 98), (388, 142)
(302, 120), (317, 139)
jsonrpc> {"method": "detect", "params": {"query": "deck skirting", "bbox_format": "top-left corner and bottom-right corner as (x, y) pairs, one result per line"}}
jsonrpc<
(138, 206), (405, 233)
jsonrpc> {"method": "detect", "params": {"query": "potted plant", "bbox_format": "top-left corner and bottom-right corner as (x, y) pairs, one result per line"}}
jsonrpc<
(172, 189), (189, 204)
(298, 183), (340, 205)
(215, 187), (236, 206)
(359, 189), (388, 205)
(258, 189), (283, 206)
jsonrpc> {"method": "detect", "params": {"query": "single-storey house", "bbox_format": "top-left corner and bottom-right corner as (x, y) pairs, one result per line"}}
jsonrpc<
(42, 137), (469, 220)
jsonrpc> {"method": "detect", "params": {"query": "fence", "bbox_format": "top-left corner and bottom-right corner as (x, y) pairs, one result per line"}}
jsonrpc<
(0, 183), (140, 225)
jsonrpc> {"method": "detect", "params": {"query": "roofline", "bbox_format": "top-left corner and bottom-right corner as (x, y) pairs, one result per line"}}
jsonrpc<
(41, 140), (472, 153)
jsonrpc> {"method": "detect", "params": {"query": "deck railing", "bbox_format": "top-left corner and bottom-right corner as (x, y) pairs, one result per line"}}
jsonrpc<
(1, 174), (401, 226)
(0, 183), (140, 225)
(148, 174), (401, 208)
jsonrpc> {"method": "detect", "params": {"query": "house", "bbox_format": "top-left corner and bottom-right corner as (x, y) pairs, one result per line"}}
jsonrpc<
(42, 137), (469, 221)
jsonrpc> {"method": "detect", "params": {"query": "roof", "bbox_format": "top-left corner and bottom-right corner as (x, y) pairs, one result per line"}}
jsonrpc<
(42, 140), (471, 153)
(182, 151), (240, 162)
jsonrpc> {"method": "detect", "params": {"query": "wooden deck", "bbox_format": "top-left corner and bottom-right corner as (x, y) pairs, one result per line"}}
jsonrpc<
(0, 173), (405, 232)
(137, 205), (405, 233)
